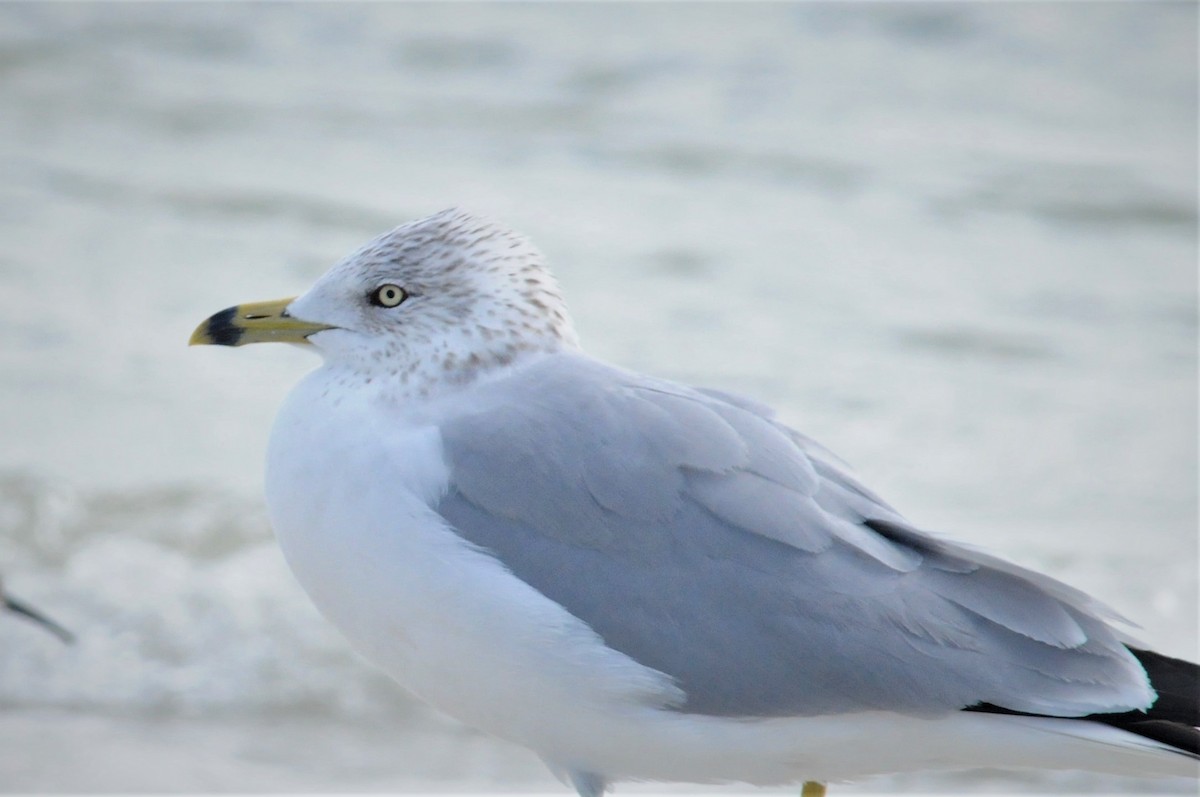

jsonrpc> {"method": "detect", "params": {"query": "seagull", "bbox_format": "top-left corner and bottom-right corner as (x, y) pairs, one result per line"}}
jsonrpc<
(191, 208), (1198, 795)
(1, 573), (73, 644)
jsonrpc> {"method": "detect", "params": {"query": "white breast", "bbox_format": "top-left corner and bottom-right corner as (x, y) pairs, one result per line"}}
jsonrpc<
(263, 367), (682, 767)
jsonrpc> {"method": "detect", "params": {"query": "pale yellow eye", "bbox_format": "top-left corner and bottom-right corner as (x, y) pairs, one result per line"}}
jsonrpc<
(369, 284), (408, 308)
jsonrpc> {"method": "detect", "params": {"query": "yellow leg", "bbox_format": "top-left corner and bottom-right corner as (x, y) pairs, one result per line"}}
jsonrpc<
(801, 782), (826, 797)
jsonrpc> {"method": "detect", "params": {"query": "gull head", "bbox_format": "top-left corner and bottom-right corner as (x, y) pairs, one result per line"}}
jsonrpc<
(191, 209), (580, 391)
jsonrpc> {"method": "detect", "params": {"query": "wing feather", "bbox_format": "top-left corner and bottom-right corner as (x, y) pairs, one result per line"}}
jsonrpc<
(436, 353), (1154, 719)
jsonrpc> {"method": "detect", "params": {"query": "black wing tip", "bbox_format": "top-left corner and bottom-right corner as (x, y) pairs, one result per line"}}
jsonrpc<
(1128, 647), (1200, 727)
(966, 646), (1200, 759)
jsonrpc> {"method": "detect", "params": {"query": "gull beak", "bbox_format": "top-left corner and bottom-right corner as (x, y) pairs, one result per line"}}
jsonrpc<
(189, 297), (334, 347)
(4, 595), (74, 644)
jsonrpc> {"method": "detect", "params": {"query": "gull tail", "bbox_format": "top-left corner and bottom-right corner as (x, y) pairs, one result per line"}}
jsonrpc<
(968, 647), (1199, 763)
(1086, 648), (1200, 757)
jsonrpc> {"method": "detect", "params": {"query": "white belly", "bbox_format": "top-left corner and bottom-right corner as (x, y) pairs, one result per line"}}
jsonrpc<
(263, 376), (683, 773)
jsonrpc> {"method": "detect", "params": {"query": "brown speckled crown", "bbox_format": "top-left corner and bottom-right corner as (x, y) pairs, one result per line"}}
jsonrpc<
(296, 208), (581, 398)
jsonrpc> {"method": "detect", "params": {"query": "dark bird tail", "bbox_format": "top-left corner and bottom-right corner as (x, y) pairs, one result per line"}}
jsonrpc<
(1087, 648), (1200, 757)
(967, 647), (1199, 759)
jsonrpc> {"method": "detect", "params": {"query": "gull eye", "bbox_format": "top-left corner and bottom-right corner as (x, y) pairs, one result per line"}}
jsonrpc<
(369, 284), (408, 308)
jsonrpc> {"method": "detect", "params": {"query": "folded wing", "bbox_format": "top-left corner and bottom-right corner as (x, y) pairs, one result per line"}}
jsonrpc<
(437, 354), (1154, 719)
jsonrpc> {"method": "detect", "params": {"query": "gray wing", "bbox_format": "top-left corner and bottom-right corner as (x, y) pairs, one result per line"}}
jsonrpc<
(437, 353), (1152, 719)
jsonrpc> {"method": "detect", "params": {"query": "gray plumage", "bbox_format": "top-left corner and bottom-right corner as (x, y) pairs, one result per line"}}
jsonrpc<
(438, 352), (1148, 720)
(195, 207), (1196, 794)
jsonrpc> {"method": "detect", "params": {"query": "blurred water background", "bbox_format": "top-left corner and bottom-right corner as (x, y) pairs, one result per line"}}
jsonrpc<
(0, 2), (1195, 794)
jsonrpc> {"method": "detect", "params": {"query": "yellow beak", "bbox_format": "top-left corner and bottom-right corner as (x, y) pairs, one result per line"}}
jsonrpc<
(189, 297), (335, 347)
